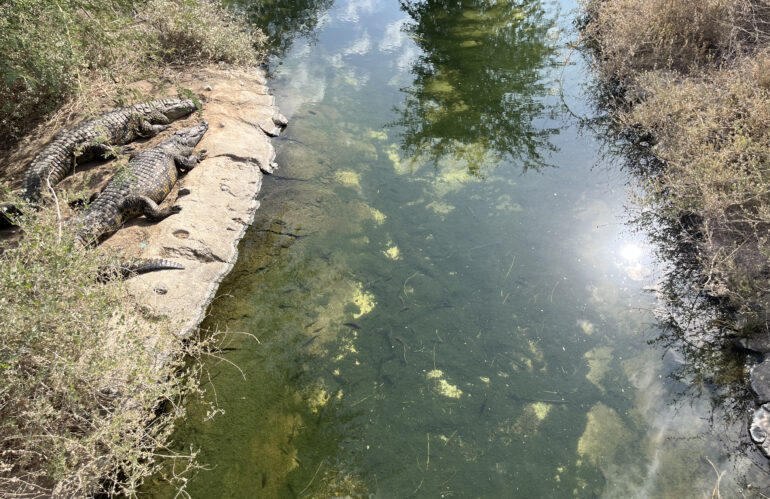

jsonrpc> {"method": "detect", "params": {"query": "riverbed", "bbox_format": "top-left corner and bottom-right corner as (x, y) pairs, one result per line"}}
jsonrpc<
(146, 0), (770, 496)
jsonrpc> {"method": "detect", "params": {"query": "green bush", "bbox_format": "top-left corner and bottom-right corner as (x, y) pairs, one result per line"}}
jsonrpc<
(0, 0), (267, 147)
(0, 0), (136, 144)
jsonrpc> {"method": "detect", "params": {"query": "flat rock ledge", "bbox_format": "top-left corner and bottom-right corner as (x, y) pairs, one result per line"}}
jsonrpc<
(101, 67), (283, 339)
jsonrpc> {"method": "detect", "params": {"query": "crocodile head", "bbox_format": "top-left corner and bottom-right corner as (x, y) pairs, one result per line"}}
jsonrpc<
(153, 98), (198, 119)
(173, 121), (209, 147)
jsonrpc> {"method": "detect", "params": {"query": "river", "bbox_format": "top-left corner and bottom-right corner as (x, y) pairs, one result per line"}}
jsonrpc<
(145, 0), (770, 496)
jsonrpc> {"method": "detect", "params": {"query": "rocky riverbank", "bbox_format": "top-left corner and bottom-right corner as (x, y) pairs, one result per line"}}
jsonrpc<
(0, 65), (284, 495)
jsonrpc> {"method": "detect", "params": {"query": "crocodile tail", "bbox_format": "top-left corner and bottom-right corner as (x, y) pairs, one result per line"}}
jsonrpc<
(97, 258), (184, 282)
(121, 258), (185, 277)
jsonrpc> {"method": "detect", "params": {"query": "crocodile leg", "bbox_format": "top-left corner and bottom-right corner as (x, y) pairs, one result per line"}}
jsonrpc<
(138, 120), (170, 137)
(173, 153), (202, 172)
(80, 141), (132, 160)
(120, 195), (182, 220)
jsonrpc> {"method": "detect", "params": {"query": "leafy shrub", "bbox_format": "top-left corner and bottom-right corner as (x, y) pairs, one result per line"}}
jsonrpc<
(0, 0), (137, 145)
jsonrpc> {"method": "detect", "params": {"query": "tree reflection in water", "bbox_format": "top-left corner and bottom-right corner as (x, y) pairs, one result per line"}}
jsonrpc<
(229, 0), (334, 56)
(615, 137), (756, 424)
(393, 0), (560, 175)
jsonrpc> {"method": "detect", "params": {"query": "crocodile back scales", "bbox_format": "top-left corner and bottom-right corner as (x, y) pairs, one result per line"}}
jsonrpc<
(74, 122), (207, 245)
(23, 98), (195, 201)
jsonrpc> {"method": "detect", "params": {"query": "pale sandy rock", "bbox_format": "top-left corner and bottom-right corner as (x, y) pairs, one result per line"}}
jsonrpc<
(98, 67), (281, 337)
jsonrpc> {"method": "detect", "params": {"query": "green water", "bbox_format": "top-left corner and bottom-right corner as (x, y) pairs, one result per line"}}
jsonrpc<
(147, 0), (770, 496)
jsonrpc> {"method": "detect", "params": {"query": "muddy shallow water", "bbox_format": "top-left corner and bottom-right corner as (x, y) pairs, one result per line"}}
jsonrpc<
(145, 0), (770, 496)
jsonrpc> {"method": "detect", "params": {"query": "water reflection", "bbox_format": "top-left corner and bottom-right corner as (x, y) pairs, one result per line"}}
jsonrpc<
(229, 0), (334, 55)
(586, 81), (770, 491)
(393, 0), (560, 173)
(142, 0), (770, 496)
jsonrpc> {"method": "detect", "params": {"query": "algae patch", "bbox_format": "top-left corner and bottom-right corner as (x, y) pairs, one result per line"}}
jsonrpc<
(334, 170), (361, 188)
(585, 346), (613, 392)
(351, 283), (376, 318)
(426, 369), (463, 398)
(383, 242), (401, 260)
(577, 403), (631, 466)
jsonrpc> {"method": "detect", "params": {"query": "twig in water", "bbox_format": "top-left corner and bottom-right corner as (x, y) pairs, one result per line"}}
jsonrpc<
(352, 393), (373, 407)
(705, 457), (724, 499)
(549, 279), (561, 304)
(403, 271), (420, 298)
(298, 461), (324, 495)
(505, 255), (516, 280)
(440, 470), (458, 486)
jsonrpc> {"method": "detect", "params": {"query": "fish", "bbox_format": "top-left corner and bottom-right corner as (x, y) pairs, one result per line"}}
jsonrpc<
(304, 320), (318, 329)
(343, 322), (361, 330)
(312, 326), (324, 334)
(302, 334), (320, 347)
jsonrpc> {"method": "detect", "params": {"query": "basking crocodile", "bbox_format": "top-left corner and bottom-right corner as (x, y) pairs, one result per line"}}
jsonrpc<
(23, 98), (197, 203)
(73, 121), (209, 276)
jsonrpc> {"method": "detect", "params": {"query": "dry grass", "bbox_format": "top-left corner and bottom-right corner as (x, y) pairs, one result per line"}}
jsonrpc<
(627, 56), (770, 321)
(0, 0), (267, 149)
(583, 0), (770, 331)
(582, 0), (770, 85)
(0, 203), (208, 496)
(139, 0), (268, 66)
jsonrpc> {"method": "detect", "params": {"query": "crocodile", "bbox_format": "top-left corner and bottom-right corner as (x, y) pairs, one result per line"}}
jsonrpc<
(22, 98), (197, 203)
(73, 121), (209, 276)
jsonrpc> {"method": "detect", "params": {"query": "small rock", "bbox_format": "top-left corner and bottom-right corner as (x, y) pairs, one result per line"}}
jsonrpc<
(738, 334), (770, 354)
(272, 113), (289, 127)
(220, 184), (230, 192)
(178, 187), (192, 197)
(154, 284), (168, 295)
(751, 404), (770, 456)
(204, 85), (212, 91)
(259, 121), (281, 137)
(751, 360), (770, 403)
